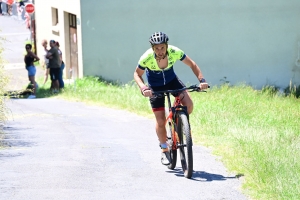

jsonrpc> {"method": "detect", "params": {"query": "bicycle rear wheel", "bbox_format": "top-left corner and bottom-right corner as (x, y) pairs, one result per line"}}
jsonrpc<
(165, 108), (177, 169)
(177, 111), (193, 178)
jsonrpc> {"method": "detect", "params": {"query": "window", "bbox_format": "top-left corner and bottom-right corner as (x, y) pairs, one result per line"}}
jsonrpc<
(51, 7), (58, 26)
(51, 7), (59, 35)
(69, 13), (77, 28)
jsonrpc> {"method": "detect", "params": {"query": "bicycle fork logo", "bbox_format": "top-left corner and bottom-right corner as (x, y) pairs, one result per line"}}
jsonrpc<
(173, 129), (179, 150)
(171, 119), (180, 150)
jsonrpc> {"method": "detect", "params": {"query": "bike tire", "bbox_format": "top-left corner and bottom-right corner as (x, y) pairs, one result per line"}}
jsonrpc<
(177, 111), (193, 178)
(165, 108), (177, 169)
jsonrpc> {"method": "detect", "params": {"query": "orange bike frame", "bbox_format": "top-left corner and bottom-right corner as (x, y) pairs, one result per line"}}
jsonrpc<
(165, 96), (182, 150)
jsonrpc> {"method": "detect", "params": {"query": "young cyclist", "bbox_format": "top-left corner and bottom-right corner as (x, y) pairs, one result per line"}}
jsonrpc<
(133, 32), (209, 165)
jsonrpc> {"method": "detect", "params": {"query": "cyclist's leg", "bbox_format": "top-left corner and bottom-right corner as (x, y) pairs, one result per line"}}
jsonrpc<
(153, 110), (167, 144)
(149, 92), (171, 165)
(180, 91), (193, 114)
(154, 111), (172, 165)
(149, 94), (167, 144)
(170, 76), (194, 114)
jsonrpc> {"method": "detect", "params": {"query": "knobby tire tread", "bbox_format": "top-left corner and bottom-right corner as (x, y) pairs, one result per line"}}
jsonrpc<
(177, 111), (193, 178)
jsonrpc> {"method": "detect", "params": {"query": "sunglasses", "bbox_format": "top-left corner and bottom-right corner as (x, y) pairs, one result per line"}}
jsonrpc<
(25, 47), (30, 49)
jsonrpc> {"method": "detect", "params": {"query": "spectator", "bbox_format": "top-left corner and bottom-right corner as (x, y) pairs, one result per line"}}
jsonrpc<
(55, 41), (65, 88)
(1, 0), (7, 15)
(6, 0), (13, 16)
(41, 39), (50, 86)
(17, 0), (25, 20)
(46, 40), (61, 93)
(24, 43), (40, 99)
(0, 0), (2, 16)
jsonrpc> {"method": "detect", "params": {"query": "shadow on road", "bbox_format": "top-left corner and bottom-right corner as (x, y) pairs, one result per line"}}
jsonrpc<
(3, 87), (53, 99)
(0, 126), (36, 150)
(166, 168), (244, 181)
(3, 89), (32, 99)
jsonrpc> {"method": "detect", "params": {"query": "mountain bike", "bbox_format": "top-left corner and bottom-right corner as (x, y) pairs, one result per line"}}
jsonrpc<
(152, 84), (208, 179)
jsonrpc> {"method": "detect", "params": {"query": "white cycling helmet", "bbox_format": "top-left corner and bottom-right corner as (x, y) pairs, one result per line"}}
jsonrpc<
(149, 32), (169, 46)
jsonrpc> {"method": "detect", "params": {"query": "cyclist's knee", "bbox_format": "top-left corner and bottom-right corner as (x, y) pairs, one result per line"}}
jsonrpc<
(187, 102), (194, 114)
(181, 92), (193, 114)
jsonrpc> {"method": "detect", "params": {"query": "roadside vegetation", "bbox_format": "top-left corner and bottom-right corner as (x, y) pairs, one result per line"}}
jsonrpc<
(0, 35), (9, 147)
(14, 76), (300, 199)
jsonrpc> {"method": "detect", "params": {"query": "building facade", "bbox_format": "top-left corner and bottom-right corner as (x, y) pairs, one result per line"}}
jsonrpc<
(35, 0), (300, 89)
(35, 0), (82, 79)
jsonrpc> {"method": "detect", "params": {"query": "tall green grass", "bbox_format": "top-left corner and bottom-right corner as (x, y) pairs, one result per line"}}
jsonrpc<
(191, 84), (300, 199)
(38, 77), (152, 117)
(38, 77), (300, 199)
(0, 34), (9, 146)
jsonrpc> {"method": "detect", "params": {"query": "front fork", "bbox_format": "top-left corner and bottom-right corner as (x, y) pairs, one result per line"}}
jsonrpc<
(170, 105), (191, 150)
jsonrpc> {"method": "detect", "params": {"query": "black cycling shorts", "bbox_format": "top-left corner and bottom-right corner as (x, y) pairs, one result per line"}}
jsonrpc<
(149, 76), (185, 112)
(49, 68), (60, 81)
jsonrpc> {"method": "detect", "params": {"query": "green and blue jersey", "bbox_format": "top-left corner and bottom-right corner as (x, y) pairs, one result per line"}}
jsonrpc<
(138, 45), (186, 87)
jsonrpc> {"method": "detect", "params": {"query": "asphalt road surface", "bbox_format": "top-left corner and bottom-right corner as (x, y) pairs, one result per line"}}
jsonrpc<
(0, 98), (248, 200)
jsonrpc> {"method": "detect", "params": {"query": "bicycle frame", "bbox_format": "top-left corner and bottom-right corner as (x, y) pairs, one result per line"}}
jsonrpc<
(152, 84), (208, 178)
(152, 84), (206, 150)
(165, 92), (189, 150)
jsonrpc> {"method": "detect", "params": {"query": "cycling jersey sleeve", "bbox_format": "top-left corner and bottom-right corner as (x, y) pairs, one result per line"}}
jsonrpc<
(138, 63), (146, 70)
(138, 48), (153, 70)
(168, 45), (186, 61)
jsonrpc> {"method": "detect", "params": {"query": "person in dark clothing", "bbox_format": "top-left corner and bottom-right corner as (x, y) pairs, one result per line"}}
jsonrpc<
(24, 44), (40, 99)
(46, 40), (61, 93)
(0, 0), (3, 16)
(55, 41), (65, 89)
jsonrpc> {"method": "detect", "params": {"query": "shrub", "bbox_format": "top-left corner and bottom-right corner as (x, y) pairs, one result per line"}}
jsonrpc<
(0, 34), (9, 134)
(284, 81), (300, 98)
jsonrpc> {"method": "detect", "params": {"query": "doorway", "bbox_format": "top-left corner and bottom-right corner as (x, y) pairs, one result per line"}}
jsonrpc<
(69, 13), (78, 79)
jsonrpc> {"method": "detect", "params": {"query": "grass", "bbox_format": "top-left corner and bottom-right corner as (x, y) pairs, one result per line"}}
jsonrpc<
(11, 77), (300, 199)
(190, 84), (300, 199)
(37, 77), (153, 117)
(0, 36), (9, 148)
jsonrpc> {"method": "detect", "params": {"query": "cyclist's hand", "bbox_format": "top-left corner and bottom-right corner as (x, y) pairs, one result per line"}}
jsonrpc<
(198, 78), (209, 90)
(141, 86), (152, 97)
(199, 82), (209, 90)
(143, 89), (153, 97)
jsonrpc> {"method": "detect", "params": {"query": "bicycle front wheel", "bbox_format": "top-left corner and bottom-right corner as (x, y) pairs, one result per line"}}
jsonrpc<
(177, 111), (193, 178)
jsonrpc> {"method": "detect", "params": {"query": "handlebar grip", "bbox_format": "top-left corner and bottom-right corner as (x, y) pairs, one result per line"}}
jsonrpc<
(196, 85), (210, 92)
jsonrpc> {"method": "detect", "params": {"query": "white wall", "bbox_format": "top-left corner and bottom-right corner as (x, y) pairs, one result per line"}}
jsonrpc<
(34, 0), (83, 78)
(80, 0), (300, 89)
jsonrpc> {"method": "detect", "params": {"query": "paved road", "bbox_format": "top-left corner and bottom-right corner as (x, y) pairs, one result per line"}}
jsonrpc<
(1, 99), (247, 200)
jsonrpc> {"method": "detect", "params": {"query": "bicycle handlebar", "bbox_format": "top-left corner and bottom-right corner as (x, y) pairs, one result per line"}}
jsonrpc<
(152, 84), (210, 97)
